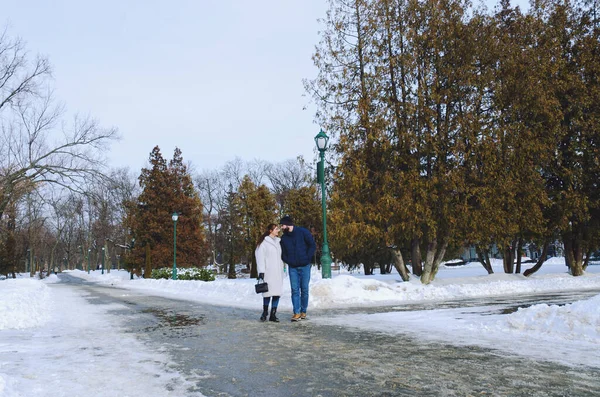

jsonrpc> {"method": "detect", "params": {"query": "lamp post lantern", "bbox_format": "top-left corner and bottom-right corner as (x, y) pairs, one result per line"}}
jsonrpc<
(315, 129), (332, 279)
(172, 212), (179, 280)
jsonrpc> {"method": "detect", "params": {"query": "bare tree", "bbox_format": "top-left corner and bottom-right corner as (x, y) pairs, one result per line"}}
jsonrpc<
(0, 29), (118, 219)
(0, 28), (50, 112)
(195, 169), (225, 266)
(246, 159), (269, 186)
(221, 157), (245, 189)
(265, 157), (312, 211)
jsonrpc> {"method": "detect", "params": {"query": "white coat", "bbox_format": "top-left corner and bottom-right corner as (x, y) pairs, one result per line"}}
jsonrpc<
(255, 236), (285, 297)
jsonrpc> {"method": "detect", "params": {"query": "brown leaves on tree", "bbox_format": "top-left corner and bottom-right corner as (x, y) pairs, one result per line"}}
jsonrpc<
(124, 146), (208, 274)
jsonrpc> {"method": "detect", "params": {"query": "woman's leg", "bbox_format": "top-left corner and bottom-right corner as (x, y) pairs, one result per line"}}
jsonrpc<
(260, 297), (271, 321)
(271, 296), (280, 308)
(269, 296), (280, 322)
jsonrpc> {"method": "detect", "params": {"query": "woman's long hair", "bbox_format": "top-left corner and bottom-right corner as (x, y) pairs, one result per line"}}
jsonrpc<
(256, 223), (278, 247)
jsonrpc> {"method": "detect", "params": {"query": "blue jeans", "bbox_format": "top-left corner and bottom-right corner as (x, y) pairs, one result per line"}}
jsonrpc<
(288, 265), (311, 314)
(263, 296), (280, 308)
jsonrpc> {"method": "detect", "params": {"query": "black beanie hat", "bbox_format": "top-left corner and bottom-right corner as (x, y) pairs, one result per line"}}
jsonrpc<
(280, 216), (294, 226)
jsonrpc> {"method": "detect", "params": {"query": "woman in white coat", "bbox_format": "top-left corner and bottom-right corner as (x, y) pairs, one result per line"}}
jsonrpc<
(255, 223), (285, 322)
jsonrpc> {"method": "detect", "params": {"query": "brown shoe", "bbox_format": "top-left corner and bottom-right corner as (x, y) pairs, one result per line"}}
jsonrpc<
(291, 314), (301, 322)
(300, 313), (307, 320)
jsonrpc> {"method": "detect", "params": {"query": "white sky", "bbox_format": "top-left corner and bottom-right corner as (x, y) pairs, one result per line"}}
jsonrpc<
(3, 1), (328, 172)
(3, 0), (531, 173)
(1, 258), (599, 396)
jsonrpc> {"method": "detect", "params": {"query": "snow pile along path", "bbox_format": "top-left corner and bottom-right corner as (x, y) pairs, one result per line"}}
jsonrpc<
(0, 279), (51, 330)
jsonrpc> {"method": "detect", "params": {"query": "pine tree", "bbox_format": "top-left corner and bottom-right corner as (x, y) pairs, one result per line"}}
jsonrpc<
(537, 0), (600, 275)
(310, 0), (599, 281)
(124, 146), (207, 277)
(237, 176), (277, 278)
(309, 0), (403, 277)
(221, 186), (244, 279)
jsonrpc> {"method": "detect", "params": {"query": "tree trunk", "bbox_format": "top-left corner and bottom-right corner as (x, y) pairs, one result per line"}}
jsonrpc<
(227, 262), (236, 279)
(250, 250), (258, 279)
(515, 236), (523, 274)
(144, 245), (152, 278)
(476, 245), (494, 274)
(583, 248), (592, 271)
(390, 249), (410, 281)
(571, 256), (584, 276)
(29, 248), (34, 278)
(421, 237), (449, 284)
(503, 239), (517, 274)
(564, 237), (573, 271)
(227, 245), (237, 280)
(106, 242), (111, 274)
(411, 237), (422, 276)
(523, 240), (550, 277)
(563, 231), (584, 276)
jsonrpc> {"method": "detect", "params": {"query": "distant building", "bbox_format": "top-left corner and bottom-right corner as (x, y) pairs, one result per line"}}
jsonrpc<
(460, 241), (563, 262)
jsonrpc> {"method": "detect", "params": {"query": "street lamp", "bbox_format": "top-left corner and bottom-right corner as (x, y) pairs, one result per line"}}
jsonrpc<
(172, 212), (179, 280)
(87, 249), (91, 274)
(77, 246), (83, 270)
(101, 247), (105, 275)
(315, 129), (332, 279)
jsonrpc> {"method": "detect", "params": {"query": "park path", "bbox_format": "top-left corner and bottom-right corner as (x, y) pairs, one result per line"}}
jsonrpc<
(57, 274), (600, 397)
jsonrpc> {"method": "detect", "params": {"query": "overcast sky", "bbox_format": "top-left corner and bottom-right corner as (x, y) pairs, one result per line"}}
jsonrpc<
(4, 1), (328, 173)
(5, 0), (530, 174)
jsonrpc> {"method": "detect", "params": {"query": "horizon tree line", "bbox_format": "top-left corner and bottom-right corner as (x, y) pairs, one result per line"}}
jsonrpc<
(2, 0), (599, 284)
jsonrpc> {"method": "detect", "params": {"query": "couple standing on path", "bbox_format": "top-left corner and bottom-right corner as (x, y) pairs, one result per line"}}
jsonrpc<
(255, 216), (316, 323)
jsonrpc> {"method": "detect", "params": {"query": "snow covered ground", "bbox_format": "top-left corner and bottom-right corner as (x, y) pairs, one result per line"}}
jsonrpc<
(1, 258), (599, 396)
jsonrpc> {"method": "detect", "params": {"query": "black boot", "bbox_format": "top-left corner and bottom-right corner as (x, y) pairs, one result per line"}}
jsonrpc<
(269, 307), (279, 322)
(260, 305), (269, 322)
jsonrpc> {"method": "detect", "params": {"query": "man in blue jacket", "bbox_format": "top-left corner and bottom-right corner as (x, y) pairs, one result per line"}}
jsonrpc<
(279, 215), (316, 322)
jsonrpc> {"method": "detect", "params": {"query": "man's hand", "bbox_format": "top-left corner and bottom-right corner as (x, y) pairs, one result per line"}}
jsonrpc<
(258, 273), (264, 280)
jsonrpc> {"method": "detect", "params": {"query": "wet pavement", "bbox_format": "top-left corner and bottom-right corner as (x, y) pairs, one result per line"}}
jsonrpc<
(56, 274), (600, 396)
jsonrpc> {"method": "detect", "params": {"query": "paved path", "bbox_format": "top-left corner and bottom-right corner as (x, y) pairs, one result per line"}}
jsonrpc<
(57, 274), (600, 396)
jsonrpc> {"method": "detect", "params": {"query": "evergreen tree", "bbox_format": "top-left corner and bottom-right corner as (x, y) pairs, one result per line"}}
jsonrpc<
(237, 175), (277, 278)
(537, 0), (600, 275)
(221, 185), (245, 279)
(125, 146), (207, 277)
(310, 0), (599, 281)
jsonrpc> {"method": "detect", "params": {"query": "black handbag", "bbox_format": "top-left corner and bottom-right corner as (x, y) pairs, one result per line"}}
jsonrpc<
(255, 279), (269, 294)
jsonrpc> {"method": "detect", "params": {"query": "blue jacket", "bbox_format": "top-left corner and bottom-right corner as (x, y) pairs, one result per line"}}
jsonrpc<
(280, 226), (316, 268)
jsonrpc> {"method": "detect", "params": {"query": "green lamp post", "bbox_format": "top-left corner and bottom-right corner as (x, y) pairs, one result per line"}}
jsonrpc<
(172, 212), (179, 280)
(315, 129), (332, 279)
(101, 246), (105, 275)
(77, 246), (82, 270)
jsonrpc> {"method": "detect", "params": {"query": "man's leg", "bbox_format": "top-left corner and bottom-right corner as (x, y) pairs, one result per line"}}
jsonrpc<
(288, 267), (300, 314)
(300, 264), (311, 314)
